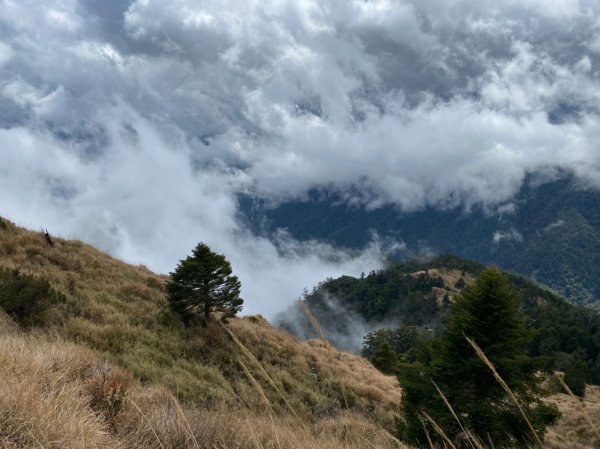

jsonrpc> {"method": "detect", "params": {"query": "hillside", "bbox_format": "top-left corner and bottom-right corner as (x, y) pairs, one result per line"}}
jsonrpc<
(0, 217), (401, 449)
(276, 255), (600, 387)
(242, 174), (600, 307)
(1, 218), (599, 448)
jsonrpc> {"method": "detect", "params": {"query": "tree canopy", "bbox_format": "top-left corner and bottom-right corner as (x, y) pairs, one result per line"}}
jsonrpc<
(166, 243), (243, 324)
(397, 267), (560, 448)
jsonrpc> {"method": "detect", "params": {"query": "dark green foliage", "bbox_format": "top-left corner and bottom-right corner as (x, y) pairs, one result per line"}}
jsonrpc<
(276, 264), (449, 352)
(564, 360), (588, 397)
(525, 288), (600, 394)
(398, 268), (560, 448)
(0, 218), (7, 230)
(362, 327), (422, 364)
(362, 327), (420, 358)
(0, 268), (66, 324)
(370, 341), (399, 374)
(442, 293), (451, 307)
(282, 254), (600, 394)
(301, 265), (449, 325)
(166, 243), (243, 325)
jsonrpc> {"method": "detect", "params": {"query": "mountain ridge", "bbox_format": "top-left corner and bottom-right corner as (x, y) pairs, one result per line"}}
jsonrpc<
(241, 174), (600, 307)
(275, 254), (600, 388)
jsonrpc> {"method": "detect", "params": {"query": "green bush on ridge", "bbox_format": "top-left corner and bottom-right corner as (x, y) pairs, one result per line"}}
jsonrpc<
(0, 268), (66, 325)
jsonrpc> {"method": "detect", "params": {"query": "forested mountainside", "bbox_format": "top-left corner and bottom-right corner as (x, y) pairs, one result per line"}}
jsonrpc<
(276, 255), (600, 390)
(242, 174), (600, 306)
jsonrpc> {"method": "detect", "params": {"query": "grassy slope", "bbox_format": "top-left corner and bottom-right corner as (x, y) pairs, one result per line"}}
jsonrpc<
(547, 386), (600, 448)
(0, 312), (407, 449)
(0, 218), (401, 448)
(0, 218), (598, 448)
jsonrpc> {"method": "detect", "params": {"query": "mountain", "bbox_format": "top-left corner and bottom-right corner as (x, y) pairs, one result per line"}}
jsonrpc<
(241, 174), (600, 306)
(0, 217), (401, 449)
(276, 255), (600, 387)
(1, 217), (598, 448)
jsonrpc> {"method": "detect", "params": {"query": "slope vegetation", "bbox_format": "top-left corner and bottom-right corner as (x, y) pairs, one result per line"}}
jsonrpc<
(277, 255), (600, 386)
(1, 218), (598, 448)
(0, 217), (401, 448)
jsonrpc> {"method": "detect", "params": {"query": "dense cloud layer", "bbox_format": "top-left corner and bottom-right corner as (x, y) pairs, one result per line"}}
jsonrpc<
(1, 0), (600, 314)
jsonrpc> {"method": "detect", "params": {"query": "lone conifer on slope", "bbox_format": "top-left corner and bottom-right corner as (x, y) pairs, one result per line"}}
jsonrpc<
(167, 243), (243, 324)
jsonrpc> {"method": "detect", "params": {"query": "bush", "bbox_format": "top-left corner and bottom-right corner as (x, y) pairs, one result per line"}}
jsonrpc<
(564, 360), (588, 397)
(0, 268), (66, 324)
(88, 363), (129, 422)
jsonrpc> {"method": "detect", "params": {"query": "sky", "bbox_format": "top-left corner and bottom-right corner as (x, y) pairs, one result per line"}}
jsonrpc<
(1, 0), (600, 316)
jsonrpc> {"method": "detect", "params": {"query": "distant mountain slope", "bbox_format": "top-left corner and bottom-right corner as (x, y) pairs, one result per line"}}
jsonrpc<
(241, 175), (600, 306)
(276, 255), (600, 385)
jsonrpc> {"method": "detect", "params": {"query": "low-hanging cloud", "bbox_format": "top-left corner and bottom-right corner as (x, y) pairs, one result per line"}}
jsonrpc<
(1, 0), (600, 315)
(0, 103), (385, 315)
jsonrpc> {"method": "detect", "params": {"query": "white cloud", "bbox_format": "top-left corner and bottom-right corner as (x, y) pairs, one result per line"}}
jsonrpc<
(0, 103), (382, 316)
(542, 220), (566, 233)
(1, 0), (600, 315)
(0, 42), (13, 65)
(493, 228), (523, 244)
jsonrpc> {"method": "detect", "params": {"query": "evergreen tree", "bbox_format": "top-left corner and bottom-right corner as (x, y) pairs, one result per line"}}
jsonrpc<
(166, 243), (243, 324)
(362, 327), (422, 362)
(371, 341), (399, 374)
(564, 360), (587, 397)
(398, 267), (560, 448)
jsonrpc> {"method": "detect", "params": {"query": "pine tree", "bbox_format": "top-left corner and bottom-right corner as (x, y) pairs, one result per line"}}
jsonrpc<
(398, 267), (560, 448)
(564, 360), (587, 397)
(371, 341), (399, 374)
(166, 243), (243, 325)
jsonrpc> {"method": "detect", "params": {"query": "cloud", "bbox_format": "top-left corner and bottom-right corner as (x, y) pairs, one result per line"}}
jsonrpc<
(1, 0), (600, 314)
(275, 292), (382, 353)
(492, 228), (523, 244)
(0, 100), (382, 316)
(542, 219), (566, 233)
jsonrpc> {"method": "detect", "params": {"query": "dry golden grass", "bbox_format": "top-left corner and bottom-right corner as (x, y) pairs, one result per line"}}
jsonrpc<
(0, 313), (118, 449)
(118, 386), (405, 449)
(547, 385), (600, 449)
(229, 317), (401, 409)
(0, 219), (401, 418)
(410, 267), (475, 303)
(0, 310), (403, 449)
(0, 219), (165, 296)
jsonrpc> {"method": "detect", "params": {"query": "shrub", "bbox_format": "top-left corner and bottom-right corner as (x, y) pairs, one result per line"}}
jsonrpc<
(0, 268), (66, 324)
(564, 360), (588, 397)
(88, 363), (129, 421)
